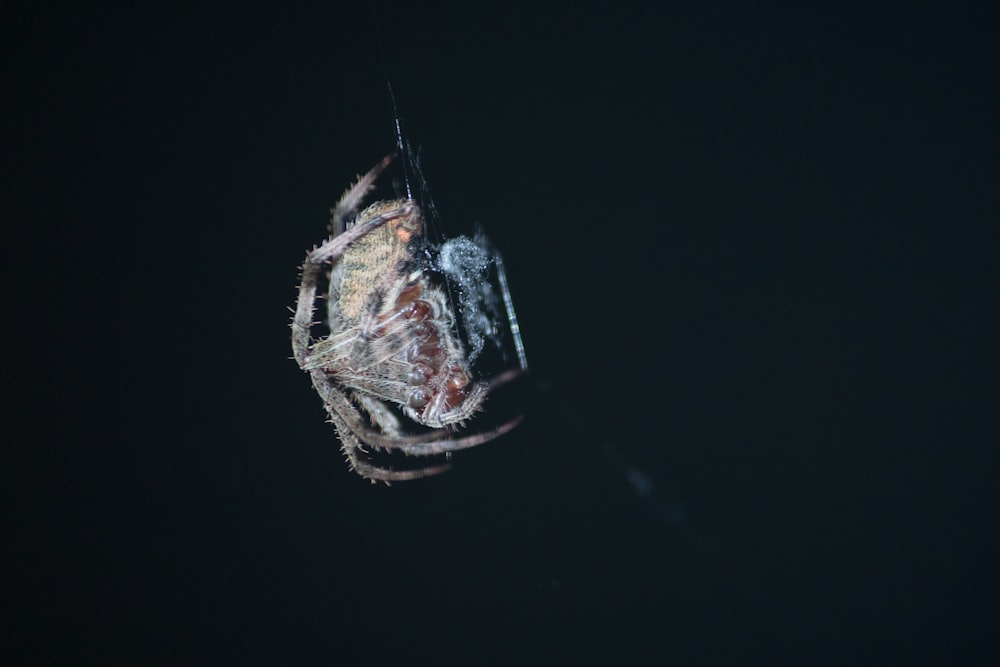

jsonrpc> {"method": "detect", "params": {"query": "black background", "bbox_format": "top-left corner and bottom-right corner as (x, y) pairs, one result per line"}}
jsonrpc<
(8, 2), (998, 665)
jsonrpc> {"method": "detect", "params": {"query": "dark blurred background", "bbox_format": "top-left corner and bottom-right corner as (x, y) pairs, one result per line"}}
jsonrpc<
(8, 2), (998, 664)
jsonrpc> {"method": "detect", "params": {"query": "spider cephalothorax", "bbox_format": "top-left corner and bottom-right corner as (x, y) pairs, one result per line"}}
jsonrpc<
(291, 155), (525, 482)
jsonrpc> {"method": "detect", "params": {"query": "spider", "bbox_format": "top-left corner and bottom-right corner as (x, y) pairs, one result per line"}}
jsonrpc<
(291, 154), (526, 482)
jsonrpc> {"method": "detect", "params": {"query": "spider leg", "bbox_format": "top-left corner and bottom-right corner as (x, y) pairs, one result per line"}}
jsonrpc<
(330, 154), (395, 235)
(315, 372), (451, 482)
(494, 250), (529, 372)
(329, 412), (451, 483)
(488, 367), (526, 392)
(314, 368), (525, 455)
(389, 415), (524, 457)
(354, 391), (403, 436)
(389, 367), (528, 456)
